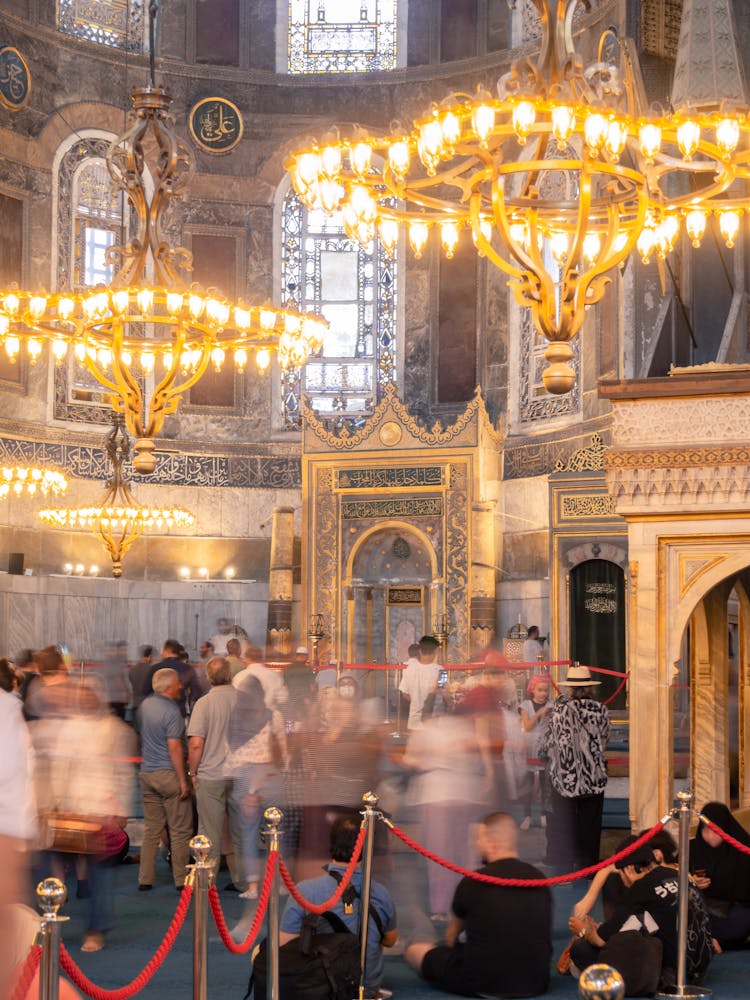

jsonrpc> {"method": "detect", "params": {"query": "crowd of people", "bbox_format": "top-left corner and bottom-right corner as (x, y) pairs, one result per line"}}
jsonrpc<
(1, 623), (748, 998)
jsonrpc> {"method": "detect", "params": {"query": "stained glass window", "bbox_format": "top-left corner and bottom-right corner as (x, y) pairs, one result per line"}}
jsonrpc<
(58, 0), (145, 51)
(54, 138), (126, 424)
(281, 189), (397, 430)
(287, 0), (398, 74)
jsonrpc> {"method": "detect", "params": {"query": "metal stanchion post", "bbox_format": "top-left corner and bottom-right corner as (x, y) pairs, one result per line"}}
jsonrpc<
(189, 834), (213, 1000)
(37, 877), (68, 1000)
(358, 791), (379, 1000)
(264, 806), (284, 1000)
(578, 964), (624, 1000)
(383, 667), (391, 725)
(392, 668), (402, 738)
(656, 791), (711, 1000)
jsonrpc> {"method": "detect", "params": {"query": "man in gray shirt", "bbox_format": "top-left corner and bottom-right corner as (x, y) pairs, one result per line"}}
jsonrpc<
(187, 656), (245, 889)
(137, 668), (194, 890)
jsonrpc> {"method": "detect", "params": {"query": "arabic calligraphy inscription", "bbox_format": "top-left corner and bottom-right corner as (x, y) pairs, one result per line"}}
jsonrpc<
(189, 97), (243, 154)
(0, 47), (30, 110)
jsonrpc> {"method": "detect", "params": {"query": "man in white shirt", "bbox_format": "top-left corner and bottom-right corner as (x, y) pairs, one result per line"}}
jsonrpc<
(399, 635), (441, 729)
(232, 644), (287, 710)
(522, 625), (545, 664)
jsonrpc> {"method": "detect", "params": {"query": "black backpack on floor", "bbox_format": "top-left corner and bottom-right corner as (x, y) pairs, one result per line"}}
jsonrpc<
(251, 909), (361, 1000)
(248, 871), (385, 1000)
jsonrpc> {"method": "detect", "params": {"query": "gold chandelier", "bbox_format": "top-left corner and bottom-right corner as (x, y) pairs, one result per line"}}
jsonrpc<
(286, 0), (750, 394)
(0, 465), (67, 499)
(39, 415), (194, 578)
(0, 8), (326, 473)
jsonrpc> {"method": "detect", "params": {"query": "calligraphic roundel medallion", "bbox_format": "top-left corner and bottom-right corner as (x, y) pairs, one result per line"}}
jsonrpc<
(0, 47), (31, 111)
(379, 421), (402, 447)
(188, 97), (243, 154)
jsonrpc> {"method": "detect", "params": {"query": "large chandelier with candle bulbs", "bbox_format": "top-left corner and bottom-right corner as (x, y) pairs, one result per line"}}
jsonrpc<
(39, 414), (194, 578)
(0, 5), (326, 473)
(286, 0), (750, 394)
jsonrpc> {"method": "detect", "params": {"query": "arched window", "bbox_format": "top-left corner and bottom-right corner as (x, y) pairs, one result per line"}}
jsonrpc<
(58, 1), (145, 51)
(286, 0), (400, 73)
(53, 135), (125, 424)
(280, 188), (397, 430)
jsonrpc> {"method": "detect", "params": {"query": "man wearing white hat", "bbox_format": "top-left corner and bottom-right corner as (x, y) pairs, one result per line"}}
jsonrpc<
(540, 663), (609, 874)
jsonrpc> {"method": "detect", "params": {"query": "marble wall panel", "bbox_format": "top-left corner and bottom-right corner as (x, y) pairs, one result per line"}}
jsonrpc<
(0, 575), (273, 661)
(503, 476), (551, 533)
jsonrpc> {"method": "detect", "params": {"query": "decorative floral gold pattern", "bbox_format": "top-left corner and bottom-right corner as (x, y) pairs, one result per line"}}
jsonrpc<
(303, 382), (502, 452)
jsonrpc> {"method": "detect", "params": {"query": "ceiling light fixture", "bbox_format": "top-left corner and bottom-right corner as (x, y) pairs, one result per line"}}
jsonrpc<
(0, 3), (326, 472)
(39, 414), (194, 577)
(286, 0), (750, 394)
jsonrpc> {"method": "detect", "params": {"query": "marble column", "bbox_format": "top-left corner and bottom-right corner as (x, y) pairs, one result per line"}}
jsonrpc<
(470, 501), (496, 651)
(627, 524), (675, 831)
(266, 506), (294, 655)
(692, 583), (732, 808)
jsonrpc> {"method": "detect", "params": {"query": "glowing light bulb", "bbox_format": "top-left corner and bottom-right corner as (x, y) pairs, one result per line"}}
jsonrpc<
(136, 288), (154, 313)
(582, 233), (601, 263)
(408, 220), (429, 258)
(387, 139), (411, 181)
(549, 231), (569, 264)
(58, 297), (75, 320)
(551, 105), (575, 142)
(26, 338), (42, 363)
(440, 109), (461, 148)
(685, 208), (707, 247)
(350, 141), (372, 177)
(256, 348), (271, 371)
(140, 350), (155, 373)
(320, 144), (341, 178)
(234, 347), (248, 370)
(211, 346), (225, 371)
(52, 339), (67, 362)
(440, 221), (460, 258)
(379, 217), (399, 254)
(638, 122), (662, 159)
(604, 119), (627, 158)
(677, 119), (700, 159)
(716, 117), (740, 157)
(112, 289), (129, 314)
(719, 209), (741, 248)
(512, 100), (536, 144)
(584, 112), (608, 150)
(29, 295), (46, 320)
(166, 291), (183, 315)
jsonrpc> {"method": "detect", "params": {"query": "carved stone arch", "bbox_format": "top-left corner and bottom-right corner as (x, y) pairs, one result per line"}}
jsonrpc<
(344, 520), (438, 583)
(566, 542), (628, 571)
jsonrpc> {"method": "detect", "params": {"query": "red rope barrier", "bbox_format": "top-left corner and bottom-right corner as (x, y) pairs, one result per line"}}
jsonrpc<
(209, 851), (277, 954)
(704, 818), (750, 856)
(278, 825), (366, 913)
(59, 884), (193, 1000)
(384, 819), (665, 887)
(10, 943), (42, 1000)
(602, 675), (630, 706)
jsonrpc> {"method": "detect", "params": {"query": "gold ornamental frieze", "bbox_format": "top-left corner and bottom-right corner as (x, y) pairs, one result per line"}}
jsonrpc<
(387, 587), (423, 605)
(606, 445), (750, 469)
(336, 465), (443, 490)
(302, 382), (502, 453)
(341, 497), (443, 520)
(561, 494), (617, 519)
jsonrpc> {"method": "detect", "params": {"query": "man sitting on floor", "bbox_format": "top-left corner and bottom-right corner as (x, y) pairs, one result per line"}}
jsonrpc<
(405, 812), (552, 998)
(278, 815), (398, 997)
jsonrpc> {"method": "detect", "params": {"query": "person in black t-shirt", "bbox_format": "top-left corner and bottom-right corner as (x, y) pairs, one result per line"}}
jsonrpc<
(405, 812), (552, 997)
(568, 836), (712, 987)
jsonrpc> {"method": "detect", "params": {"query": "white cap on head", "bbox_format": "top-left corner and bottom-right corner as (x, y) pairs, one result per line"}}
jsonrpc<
(295, 645), (309, 655)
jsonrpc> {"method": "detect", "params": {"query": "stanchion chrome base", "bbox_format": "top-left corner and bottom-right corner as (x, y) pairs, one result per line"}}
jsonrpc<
(655, 986), (712, 999)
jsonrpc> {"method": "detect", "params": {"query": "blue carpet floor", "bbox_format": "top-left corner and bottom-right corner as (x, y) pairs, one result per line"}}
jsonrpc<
(38, 841), (749, 1000)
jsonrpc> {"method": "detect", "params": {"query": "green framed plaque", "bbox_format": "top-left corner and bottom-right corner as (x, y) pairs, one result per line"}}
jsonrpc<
(188, 97), (243, 154)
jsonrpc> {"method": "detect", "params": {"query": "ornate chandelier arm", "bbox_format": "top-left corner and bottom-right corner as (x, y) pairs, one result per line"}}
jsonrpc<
(143, 332), (213, 439)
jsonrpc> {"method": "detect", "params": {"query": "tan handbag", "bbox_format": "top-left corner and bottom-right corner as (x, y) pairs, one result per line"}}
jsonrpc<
(40, 812), (105, 854)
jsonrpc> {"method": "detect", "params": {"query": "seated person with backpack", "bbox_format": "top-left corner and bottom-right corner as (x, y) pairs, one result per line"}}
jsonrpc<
(568, 835), (713, 995)
(275, 814), (398, 998)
